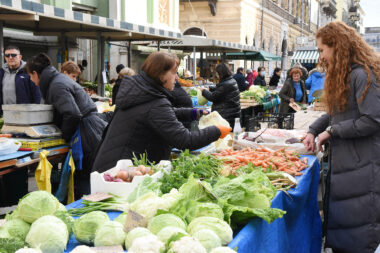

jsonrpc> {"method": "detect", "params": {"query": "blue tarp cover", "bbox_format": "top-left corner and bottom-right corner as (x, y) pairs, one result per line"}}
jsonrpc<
(65, 155), (321, 253)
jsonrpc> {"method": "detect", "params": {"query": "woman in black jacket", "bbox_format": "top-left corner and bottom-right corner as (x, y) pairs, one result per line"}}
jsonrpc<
(269, 67), (282, 89)
(279, 67), (307, 113)
(92, 52), (231, 173)
(26, 53), (107, 199)
(201, 63), (241, 129)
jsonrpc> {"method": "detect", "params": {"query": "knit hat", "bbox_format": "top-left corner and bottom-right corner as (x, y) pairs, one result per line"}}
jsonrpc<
(116, 64), (125, 74)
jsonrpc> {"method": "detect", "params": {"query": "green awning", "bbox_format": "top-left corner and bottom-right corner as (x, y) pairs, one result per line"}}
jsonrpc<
(225, 50), (281, 61)
(292, 50), (319, 64)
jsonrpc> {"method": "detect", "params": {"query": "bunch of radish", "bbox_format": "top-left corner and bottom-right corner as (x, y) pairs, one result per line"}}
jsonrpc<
(103, 165), (153, 182)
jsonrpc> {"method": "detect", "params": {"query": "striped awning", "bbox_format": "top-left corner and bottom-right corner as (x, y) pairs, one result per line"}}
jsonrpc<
(292, 50), (319, 64)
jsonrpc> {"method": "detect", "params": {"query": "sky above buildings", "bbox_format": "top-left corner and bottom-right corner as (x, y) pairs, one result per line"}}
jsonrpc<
(361, 0), (380, 28)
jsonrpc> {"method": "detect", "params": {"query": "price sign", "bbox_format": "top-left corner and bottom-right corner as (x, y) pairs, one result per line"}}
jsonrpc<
(124, 210), (147, 233)
(82, 192), (112, 202)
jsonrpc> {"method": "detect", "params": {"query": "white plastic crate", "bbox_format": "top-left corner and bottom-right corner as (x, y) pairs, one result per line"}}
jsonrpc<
(2, 104), (54, 125)
(90, 159), (171, 198)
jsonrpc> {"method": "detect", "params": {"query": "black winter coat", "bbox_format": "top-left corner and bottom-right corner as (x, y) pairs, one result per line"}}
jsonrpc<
(269, 74), (280, 88)
(202, 76), (241, 126)
(279, 78), (307, 113)
(254, 75), (266, 87)
(39, 66), (107, 177)
(308, 65), (380, 253)
(112, 77), (122, 105)
(92, 72), (220, 173)
(233, 72), (247, 92)
(170, 82), (193, 108)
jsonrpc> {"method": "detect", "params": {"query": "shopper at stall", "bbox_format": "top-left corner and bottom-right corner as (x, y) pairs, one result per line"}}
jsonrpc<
(112, 67), (135, 105)
(233, 67), (247, 92)
(0, 45), (41, 115)
(25, 53), (108, 199)
(60, 61), (81, 82)
(170, 78), (193, 129)
(278, 67), (307, 113)
(269, 67), (282, 89)
(200, 63), (241, 128)
(111, 64), (126, 105)
(303, 21), (380, 253)
(245, 68), (254, 88)
(254, 66), (267, 87)
(305, 65), (325, 103)
(287, 62), (308, 82)
(92, 52), (230, 173)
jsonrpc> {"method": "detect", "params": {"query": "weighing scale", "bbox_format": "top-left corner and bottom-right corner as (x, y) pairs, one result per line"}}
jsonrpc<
(1, 124), (62, 138)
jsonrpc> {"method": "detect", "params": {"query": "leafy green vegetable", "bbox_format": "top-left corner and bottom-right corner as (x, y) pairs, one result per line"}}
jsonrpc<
(114, 212), (127, 225)
(1, 218), (30, 240)
(159, 151), (222, 194)
(188, 217), (233, 246)
(197, 89), (208, 106)
(127, 176), (162, 203)
(54, 210), (75, 236)
(0, 237), (26, 253)
(212, 170), (286, 225)
(156, 226), (188, 245)
(26, 215), (69, 253)
(17, 191), (60, 223)
(193, 229), (222, 252)
(73, 211), (110, 245)
(148, 214), (186, 235)
(94, 221), (126, 247)
(125, 227), (152, 250)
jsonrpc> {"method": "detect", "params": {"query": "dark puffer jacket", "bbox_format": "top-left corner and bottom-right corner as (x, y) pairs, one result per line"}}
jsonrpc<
(201, 76), (241, 127)
(170, 81), (193, 108)
(39, 66), (107, 183)
(279, 78), (307, 113)
(92, 72), (221, 173)
(308, 64), (380, 253)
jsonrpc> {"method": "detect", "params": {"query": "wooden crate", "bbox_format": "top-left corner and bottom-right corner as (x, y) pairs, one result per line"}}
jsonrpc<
(314, 101), (327, 111)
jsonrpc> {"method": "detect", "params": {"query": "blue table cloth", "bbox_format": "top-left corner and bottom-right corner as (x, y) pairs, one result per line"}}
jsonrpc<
(65, 155), (321, 253)
(228, 155), (322, 253)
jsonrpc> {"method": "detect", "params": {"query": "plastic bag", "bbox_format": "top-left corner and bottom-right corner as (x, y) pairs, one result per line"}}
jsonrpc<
(35, 150), (53, 192)
(0, 138), (21, 156)
(199, 111), (231, 151)
(70, 127), (83, 171)
(197, 89), (208, 106)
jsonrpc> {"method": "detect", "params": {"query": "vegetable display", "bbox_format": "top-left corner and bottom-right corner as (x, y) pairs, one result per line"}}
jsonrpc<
(72, 211), (109, 245)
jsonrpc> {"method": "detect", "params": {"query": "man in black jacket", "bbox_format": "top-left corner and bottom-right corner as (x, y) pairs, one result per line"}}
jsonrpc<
(254, 66), (267, 87)
(233, 67), (247, 92)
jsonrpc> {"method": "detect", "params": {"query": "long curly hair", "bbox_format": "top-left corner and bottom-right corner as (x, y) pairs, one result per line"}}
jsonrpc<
(316, 21), (380, 114)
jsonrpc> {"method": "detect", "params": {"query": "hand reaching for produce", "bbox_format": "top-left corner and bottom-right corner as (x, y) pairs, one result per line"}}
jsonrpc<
(217, 125), (232, 139)
(303, 133), (316, 152)
(317, 131), (331, 152)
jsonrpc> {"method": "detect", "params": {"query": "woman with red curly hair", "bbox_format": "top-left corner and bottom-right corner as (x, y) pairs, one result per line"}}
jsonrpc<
(303, 21), (380, 253)
(279, 67), (307, 113)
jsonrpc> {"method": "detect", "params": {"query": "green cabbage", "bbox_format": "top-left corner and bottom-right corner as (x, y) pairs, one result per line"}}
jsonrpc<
(54, 210), (75, 236)
(192, 229), (222, 252)
(17, 191), (60, 223)
(25, 215), (69, 253)
(188, 217), (233, 245)
(148, 214), (186, 235)
(114, 212), (128, 225)
(197, 89), (208, 106)
(94, 221), (126, 247)
(73, 211), (109, 245)
(125, 227), (152, 250)
(0, 237), (26, 253)
(70, 245), (96, 253)
(2, 218), (30, 240)
(188, 203), (224, 222)
(156, 226), (188, 245)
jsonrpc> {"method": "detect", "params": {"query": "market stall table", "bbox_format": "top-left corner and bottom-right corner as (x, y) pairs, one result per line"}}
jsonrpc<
(293, 109), (325, 131)
(65, 155), (321, 253)
(0, 146), (69, 207)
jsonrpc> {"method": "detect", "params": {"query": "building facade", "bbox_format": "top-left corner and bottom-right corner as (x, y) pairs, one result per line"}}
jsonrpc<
(178, 0), (334, 72)
(363, 27), (380, 53)
(336, 0), (364, 34)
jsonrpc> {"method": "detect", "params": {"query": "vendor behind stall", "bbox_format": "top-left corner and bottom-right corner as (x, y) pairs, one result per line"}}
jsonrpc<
(92, 52), (231, 173)
(279, 67), (307, 113)
(200, 63), (241, 129)
(25, 53), (108, 199)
